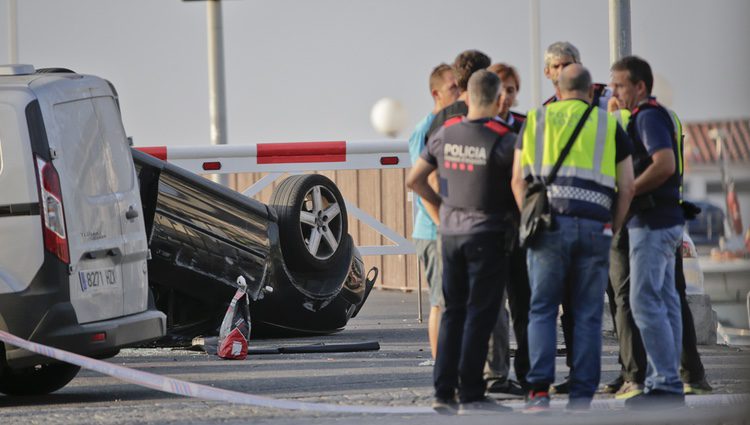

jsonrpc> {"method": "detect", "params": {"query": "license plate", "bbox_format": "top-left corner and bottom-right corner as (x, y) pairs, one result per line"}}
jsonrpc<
(78, 268), (118, 292)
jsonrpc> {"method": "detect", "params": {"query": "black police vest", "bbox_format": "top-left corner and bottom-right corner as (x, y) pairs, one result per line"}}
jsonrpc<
(629, 99), (683, 202)
(437, 119), (512, 212)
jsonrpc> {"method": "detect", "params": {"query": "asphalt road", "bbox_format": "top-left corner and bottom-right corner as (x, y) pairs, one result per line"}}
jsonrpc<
(1, 289), (749, 425)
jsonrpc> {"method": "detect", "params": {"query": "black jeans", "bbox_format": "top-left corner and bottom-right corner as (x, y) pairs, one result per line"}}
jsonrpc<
(675, 249), (706, 383)
(506, 245), (530, 385)
(434, 232), (508, 402)
(607, 227), (706, 384)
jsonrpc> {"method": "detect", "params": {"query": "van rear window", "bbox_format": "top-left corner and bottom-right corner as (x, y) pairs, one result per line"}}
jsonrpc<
(54, 97), (133, 196)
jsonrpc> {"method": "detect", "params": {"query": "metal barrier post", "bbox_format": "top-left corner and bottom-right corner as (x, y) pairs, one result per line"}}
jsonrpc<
(411, 191), (423, 323)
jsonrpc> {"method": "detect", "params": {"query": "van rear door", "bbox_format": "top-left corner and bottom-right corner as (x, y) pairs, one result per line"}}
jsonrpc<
(90, 96), (149, 316)
(48, 93), (127, 323)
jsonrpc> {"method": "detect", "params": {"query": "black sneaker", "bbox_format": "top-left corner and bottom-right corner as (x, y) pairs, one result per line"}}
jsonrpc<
(602, 375), (624, 393)
(432, 396), (458, 415)
(487, 379), (525, 396)
(625, 389), (685, 410)
(523, 391), (551, 413)
(550, 377), (570, 394)
(457, 396), (512, 415)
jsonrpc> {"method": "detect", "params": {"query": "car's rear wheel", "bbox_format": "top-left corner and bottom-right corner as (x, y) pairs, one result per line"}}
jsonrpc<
(270, 174), (348, 271)
(0, 362), (81, 395)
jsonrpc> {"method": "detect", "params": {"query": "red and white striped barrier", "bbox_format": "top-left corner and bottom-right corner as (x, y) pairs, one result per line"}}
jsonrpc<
(136, 140), (410, 174)
(136, 140), (415, 257)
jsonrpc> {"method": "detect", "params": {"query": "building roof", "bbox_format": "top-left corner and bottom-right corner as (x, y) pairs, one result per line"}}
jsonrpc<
(685, 119), (750, 164)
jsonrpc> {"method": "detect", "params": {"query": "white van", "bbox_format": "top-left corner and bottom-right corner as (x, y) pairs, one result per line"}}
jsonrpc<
(0, 65), (165, 395)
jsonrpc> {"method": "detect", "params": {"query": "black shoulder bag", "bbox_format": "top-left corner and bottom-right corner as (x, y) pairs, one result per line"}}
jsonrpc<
(519, 104), (595, 248)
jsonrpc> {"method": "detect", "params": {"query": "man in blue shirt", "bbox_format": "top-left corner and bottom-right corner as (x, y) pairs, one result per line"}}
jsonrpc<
(610, 56), (686, 409)
(407, 63), (458, 361)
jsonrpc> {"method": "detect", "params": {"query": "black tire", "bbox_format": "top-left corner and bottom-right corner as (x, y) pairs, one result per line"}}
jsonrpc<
(269, 174), (348, 271)
(0, 362), (81, 396)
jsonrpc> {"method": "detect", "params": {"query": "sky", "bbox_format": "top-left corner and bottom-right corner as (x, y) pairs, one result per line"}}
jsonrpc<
(1, 0), (749, 148)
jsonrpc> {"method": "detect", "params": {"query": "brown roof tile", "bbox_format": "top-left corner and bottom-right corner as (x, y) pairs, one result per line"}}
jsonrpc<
(684, 119), (750, 164)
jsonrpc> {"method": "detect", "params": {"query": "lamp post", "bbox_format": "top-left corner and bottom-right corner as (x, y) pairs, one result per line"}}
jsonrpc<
(370, 97), (416, 317)
(608, 0), (631, 64)
(184, 0), (228, 186)
(529, 0), (541, 108)
(7, 0), (18, 63)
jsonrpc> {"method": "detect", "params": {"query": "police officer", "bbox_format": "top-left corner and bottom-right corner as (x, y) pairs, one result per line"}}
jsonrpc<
(542, 41), (611, 108)
(607, 85), (712, 400)
(540, 42), (613, 395)
(407, 70), (515, 414)
(511, 64), (634, 411)
(484, 62), (529, 396)
(609, 55), (689, 409)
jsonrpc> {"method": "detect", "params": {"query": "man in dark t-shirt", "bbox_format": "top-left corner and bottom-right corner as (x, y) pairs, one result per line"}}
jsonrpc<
(610, 56), (686, 409)
(483, 62), (529, 396)
(424, 50), (490, 145)
(407, 70), (514, 414)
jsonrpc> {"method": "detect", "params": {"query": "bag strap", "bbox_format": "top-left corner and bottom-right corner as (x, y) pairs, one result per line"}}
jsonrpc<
(545, 103), (596, 185)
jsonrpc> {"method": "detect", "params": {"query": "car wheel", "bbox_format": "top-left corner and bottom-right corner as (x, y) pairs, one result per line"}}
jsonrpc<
(0, 362), (81, 395)
(270, 174), (348, 271)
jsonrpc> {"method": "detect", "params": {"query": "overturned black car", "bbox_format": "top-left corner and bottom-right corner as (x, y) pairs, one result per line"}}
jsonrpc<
(132, 149), (376, 344)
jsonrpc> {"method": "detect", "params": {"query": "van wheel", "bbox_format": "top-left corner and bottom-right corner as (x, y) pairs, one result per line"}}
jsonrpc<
(269, 174), (348, 271)
(0, 363), (81, 395)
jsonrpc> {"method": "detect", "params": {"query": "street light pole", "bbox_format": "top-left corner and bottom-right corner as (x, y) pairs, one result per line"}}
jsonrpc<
(206, 0), (229, 186)
(529, 0), (542, 107)
(609, 0), (632, 64)
(8, 0), (18, 63)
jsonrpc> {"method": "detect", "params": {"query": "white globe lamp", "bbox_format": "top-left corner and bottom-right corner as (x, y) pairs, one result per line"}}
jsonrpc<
(370, 97), (407, 138)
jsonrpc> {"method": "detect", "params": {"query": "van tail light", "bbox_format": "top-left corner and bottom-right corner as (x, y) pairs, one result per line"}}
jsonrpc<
(35, 156), (70, 264)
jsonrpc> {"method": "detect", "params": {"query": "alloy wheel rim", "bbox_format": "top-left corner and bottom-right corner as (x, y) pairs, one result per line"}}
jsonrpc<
(299, 185), (342, 260)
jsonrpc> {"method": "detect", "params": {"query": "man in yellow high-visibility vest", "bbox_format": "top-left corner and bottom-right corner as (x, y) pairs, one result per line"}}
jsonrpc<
(511, 64), (634, 411)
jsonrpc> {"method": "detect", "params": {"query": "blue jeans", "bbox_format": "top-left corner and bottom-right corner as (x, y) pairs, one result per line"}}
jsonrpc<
(629, 225), (684, 394)
(526, 216), (611, 402)
(434, 232), (507, 403)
